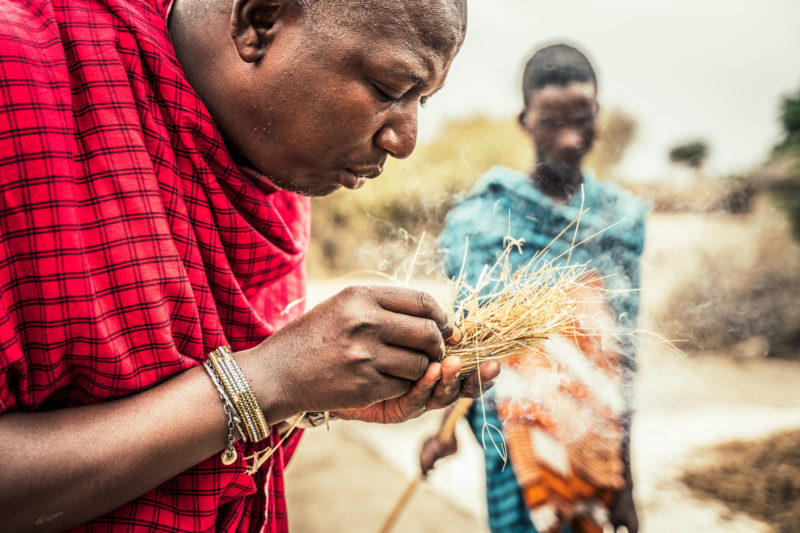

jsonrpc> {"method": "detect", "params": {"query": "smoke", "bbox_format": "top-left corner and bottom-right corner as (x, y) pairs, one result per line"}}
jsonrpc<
(643, 194), (800, 359)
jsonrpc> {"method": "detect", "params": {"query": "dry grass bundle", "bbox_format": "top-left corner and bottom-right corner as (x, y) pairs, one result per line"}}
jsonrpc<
(443, 238), (590, 377)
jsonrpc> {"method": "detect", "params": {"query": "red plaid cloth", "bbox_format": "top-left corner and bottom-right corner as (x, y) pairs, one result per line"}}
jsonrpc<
(0, 0), (311, 531)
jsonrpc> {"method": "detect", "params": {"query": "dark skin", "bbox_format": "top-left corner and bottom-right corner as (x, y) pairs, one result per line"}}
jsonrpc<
(0, 1), (499, 531)
(420, 80), (638, 533)
(172, 0), (464, 197)
(521, 81), (599, 203)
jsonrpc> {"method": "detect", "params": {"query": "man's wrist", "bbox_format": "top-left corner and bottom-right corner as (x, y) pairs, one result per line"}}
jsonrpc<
(235, 342), (303, 425)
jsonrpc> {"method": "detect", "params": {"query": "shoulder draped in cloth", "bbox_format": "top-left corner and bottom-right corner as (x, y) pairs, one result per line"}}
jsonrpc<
(0, 0), (310, 530)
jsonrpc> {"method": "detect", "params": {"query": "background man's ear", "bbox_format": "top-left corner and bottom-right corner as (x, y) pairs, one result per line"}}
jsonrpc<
(230, 0), (288, 63)
(519, 109), (533, 130)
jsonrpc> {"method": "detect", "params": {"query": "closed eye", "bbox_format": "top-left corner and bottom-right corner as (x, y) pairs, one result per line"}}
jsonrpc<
(371, 82), (403, 104)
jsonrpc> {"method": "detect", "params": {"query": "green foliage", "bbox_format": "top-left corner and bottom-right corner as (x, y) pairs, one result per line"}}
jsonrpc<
(784, 191), (800, 242)
(668, 140), (709, 168)
(310, 110), (637, 275)
(773, 175), (800, 243)
(770, 85), (800, 244)
(774, 85), (800, 154)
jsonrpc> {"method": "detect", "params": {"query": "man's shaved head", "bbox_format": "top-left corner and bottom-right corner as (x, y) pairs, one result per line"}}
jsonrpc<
(290, 0), (467, 54)
(522, 44), (597, 109)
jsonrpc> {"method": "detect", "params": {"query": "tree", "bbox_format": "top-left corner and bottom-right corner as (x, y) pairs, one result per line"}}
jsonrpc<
(669, 140), (709, 170)
(774, 85), (800, 155)
(771, 85), (800, 243)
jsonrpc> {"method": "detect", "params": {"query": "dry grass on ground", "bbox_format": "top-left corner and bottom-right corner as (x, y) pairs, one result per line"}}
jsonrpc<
(681, 429), (800, 533)
(624, 175), (754, 214)
(643, 194), (800, 359)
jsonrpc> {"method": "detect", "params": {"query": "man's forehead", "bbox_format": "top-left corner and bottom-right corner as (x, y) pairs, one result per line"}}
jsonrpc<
(533, 83), (597, 108)
(369, 44), (446, 83)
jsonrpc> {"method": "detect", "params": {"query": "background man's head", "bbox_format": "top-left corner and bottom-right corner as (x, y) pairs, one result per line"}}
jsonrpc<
(519, 44), (599, 172)
(170, 0), (467, 196)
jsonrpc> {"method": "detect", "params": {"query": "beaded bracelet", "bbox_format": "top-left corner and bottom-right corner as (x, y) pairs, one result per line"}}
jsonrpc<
(205, 346), (271, 449)
(203, 361), (246, 465)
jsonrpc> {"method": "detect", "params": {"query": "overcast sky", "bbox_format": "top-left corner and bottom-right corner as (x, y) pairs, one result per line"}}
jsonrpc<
(419, 0), (800, 180)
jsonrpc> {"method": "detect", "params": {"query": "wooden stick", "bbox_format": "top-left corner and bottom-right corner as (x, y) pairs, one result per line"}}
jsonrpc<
(377, 476), (422, 533)
(377, 398), (474, 533)
(440, 398), (474, 442)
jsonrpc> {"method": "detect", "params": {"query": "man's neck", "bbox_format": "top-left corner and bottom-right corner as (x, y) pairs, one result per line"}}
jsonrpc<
(530, 159), (584, 204)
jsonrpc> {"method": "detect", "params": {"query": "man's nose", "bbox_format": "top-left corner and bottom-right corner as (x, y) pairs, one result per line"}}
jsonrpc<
(374, 104), (418, 159)
(556, 127), (584, 152)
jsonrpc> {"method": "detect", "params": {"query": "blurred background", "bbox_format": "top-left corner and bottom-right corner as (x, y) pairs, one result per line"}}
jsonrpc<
(288, 1), (800, 532)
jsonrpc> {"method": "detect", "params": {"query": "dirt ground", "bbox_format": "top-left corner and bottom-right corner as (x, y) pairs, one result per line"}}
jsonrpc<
(681, 428), (800, 532)
(286, 211), (800, 532)
(286, 343), (800, 533)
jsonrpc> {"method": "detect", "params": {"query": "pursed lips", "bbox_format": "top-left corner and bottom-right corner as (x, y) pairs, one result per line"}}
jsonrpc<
(346, 165), (383, 179)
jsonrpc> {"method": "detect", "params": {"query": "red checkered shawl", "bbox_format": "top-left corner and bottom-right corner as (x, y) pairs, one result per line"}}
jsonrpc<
(0, 0), (310, 530)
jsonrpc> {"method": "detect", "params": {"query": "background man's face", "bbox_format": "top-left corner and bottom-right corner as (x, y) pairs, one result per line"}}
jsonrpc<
(219, 14), (461, 197)
(522, 81), (598, 170)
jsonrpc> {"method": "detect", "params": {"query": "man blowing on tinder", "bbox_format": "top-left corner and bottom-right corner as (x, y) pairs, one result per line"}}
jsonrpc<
(0, 0), (499, 531)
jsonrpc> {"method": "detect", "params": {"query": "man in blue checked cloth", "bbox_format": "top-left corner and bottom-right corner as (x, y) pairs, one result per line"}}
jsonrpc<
(420, 44), (647, 533)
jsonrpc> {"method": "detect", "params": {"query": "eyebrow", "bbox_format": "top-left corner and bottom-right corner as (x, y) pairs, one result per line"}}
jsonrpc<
(400, 72), (428, 88)
(377, 56), (442, 93)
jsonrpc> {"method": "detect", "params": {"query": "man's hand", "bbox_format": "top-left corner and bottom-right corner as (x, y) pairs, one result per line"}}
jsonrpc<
(335, 356), (498, 424)
(419, 431), (458, 476)
(241, 285), (499, 424)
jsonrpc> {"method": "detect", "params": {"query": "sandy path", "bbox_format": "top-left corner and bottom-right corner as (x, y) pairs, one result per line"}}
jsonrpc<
(285, 279), (800, 532)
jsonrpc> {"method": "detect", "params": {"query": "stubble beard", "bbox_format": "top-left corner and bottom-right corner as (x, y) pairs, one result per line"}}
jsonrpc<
(533, 157), (584, 201)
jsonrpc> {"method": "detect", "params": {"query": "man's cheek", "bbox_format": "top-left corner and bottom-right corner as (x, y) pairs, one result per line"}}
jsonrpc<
(583, 130), (596, 149)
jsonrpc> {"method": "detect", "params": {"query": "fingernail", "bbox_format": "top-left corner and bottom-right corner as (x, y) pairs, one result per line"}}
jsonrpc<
(445, 327), (462, 345)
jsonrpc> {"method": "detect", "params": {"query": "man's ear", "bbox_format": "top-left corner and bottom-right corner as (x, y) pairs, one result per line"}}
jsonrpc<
(230, 0), (290, 63)
(519, 108), (533, 131)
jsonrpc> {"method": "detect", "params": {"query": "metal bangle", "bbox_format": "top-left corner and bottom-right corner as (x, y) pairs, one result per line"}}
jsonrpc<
(204, 360), (245, 465)
(206, 346), (271, 443)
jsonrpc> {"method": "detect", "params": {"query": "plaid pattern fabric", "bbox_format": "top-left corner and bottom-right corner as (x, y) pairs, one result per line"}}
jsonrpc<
(0, 0), (311, 531)
(497, 279), (626, 533)
(443, 166), (647, 533)
(468, 398), (538, 533)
